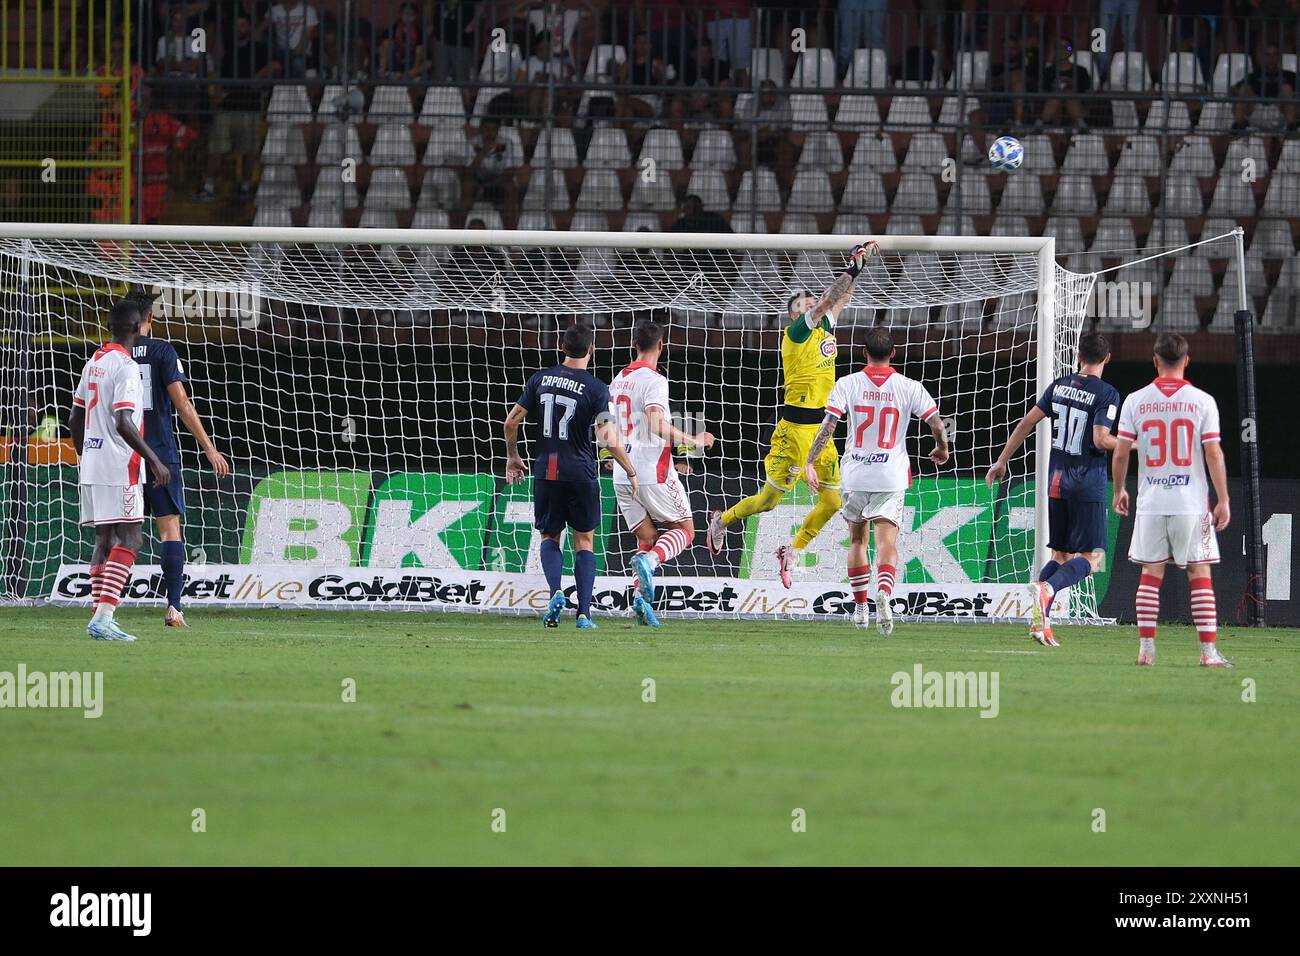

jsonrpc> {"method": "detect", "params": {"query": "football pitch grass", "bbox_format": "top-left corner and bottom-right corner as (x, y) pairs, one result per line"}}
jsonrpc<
(2, 607), (1297, 867)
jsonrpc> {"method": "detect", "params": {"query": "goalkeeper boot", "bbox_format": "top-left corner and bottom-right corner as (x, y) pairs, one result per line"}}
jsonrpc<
(851, 603), (871, 629)
(875, 590), (895, 637)
(543, 590), (566, 628)
(1200, 648), (1233, 668)
(776, 544), (795, 589)
(632, 595), (661, 628)
(631, 553), (656, 603)
(87, 618), (137, 642)
(164, 606), (188, 629)
(576, 614), (598, 630)
(706, 510), (727, 555)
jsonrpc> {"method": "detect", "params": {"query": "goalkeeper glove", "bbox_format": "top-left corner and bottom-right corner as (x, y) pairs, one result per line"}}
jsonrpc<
(843, 240), (880, 278)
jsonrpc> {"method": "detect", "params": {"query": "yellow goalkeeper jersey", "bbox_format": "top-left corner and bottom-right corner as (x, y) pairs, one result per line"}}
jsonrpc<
(781, 313), (838, 411)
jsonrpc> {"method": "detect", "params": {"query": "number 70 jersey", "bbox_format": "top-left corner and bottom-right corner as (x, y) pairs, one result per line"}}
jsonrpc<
(825, 366), (939, 492)
(1117, 377), (1221, 515)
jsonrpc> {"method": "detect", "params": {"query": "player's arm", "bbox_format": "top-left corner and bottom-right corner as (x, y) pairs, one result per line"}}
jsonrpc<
(1111, 437), (1134, 516)
(1092, 424), (1119, 451)
(166, 380), (230, 477)
(791, 242), (879, 339)
(926, 411), (950, 465)
(803, 411), (840, 493)
(595, 418), (639, 499)
(68, 405), (86, 453)
(985, 405), (1046, 486)
(503, 402), (528, 483)
(114, 411), (171, 488)
(643, 405), (714, 450)
(1204, 439), (1231, 531)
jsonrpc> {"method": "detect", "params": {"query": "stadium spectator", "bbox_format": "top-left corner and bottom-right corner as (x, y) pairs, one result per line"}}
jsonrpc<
(268, 0), (319, 79)
(1099, 0), (1142, 75)
(195, 12), (279, 202)
(1038, 37), (1092, 129)
(377, 2), (430, 80)
(639, 0), (692, 72)
(837, 0), (887, 73)
(616, 32), (674, 120)
(964, 32), (1034, 161)
(463, 119), (520, 222)
(670, 194), (733, 234)
(1232, 40), (1299, 131)
(734, 79), (795, 177)
(135, 84), (199, 224)
(704, 0), (753, 87)
(155, 9), (206, 116)
(1168, 0), (1221, 85)
(680, 37), (731, 87)
(429, 0), (481, 82)
(518, 30), (577, 115)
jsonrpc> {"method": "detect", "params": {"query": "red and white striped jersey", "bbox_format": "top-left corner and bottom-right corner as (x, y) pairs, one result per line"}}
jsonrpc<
(72, 342), (145, 486)
(1116, 377), (1221, 515)
(609, 361), (675, 484)
(825, 366), (938, 492)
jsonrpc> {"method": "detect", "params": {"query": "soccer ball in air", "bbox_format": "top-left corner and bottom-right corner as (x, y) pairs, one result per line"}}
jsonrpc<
(988, 136), (1024, 172)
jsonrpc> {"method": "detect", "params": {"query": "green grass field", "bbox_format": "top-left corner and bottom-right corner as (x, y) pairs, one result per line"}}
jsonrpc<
(1, 607), (1297, 866)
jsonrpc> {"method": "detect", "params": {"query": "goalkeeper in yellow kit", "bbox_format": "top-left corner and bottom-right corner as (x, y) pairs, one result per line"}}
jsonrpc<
(706, 241), (880, 587)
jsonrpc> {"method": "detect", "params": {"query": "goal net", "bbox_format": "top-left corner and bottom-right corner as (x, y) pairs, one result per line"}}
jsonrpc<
(0, 225), (1099, 621)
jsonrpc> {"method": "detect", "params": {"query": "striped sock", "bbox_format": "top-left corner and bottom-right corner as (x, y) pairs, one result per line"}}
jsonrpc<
(877, 564), (897, 597)
(1135, 573), (1161, 641)
(94, 546), (137, 620)
(88, 563), (105, 608)
(848, 564), (872, 605)
(1190, 577), (1217, 650)
(650, 527), (692, 568)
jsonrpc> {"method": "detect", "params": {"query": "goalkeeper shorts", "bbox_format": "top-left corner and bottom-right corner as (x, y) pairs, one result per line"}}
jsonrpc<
(764, 419), (839, 492)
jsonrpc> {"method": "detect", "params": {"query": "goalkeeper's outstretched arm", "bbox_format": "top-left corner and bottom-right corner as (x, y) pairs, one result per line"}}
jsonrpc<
(985, 405), (1046, 486)
(803, 241), (879, 330)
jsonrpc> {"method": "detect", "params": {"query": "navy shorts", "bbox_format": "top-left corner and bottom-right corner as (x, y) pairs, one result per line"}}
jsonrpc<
(1047, 497), (1107, 554)
(534, 478), (600, 534)
(143, 461), (185, 517)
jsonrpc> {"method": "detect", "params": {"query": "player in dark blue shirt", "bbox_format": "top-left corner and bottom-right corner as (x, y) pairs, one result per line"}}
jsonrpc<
(503, 324), (639, 630)
(986, 332), (1121, 645)
(125, 290), (231, 629)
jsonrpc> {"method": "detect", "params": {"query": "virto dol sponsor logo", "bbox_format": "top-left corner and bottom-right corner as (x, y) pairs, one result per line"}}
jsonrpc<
(50, 886), (151, 936)
(0, 665), (102, 718)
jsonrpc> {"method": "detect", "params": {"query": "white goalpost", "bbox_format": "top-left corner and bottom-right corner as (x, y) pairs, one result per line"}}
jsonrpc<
(0, 222), (1103, 622)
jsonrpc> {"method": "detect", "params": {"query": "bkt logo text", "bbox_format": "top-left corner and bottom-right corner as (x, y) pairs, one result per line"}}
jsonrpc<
(1146, 474), (1191, 487)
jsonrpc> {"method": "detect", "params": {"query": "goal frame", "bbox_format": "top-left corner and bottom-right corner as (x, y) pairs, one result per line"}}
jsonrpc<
(0, 222), (1060, 612)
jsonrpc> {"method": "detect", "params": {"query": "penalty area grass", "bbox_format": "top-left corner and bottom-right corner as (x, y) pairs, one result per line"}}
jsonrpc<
(0, 607), (1297, 866)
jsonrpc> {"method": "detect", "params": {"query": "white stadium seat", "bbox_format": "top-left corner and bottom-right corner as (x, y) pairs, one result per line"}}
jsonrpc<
(1159, 174), (1204, 216)
(1250, 220), (1296, 258)
(946, 175), (992, 215)
(417, 86), (466, 127)
(892, 173), (939, 214)
(266, 84), (312, 124)
(416, 168), (460, 209)
(844, 49), (889, 88)
(368, 125), (416, 165)
(840, 170), (888, 213)
(522, 168), (569, 211)
(365, 168), (411, 210)
(532, 127), (580, 168)
(638, 128), (685, 170)
(902, 131), (947, 170)
(999, 172), (1045, 214)
(790, 49), (837, 88)
(312, 167), (359, 210)
(685, 169), (731, 211)
(1160, 53), (1206, 91)
(1115, 135), (1163, 176)
(1212, 53), (1252, 94)
(367, 85), (415, 124)
(585, 128), (633, 168)
(315, 123), (363, 166)
(575, 169), (624, 210)
(1051, 175), (1098, 215)
(1103, 175), (1149, 215)
(849, 132), (897, 172)
(1062, 134), (1110, 175)
(691, 129), (737, 170)
(786, 170), (835, 213)
(834, 94), (883, 129)
(734, 169), (783, 211)
(797, 131), (845, 172)
(750, 48), (785, 85)
(1207, 176), (1258, 218)
(1107, 52), (1151, 91)
(1168, 135), (1215, 177)
(260, 124), (307, 164)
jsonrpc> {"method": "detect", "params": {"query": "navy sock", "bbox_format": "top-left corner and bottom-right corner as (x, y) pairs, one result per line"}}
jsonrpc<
(574, 550), (596, 618)
(1038, 559), (1061, 582)
(540, 538), (563, 595)
(161, 540), (185, 609)
(1047, 556), (1092, 596)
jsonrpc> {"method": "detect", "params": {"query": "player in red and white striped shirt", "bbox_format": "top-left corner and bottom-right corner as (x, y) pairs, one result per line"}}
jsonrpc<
(610, 322), (715, 626)
(68, 302), (172, 642)
(1111, 333), (1231, 667)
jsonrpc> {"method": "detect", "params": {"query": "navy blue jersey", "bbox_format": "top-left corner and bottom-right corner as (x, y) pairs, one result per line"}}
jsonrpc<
(131, 336), (188, 463)
(1035, 372), (1120, 502)
(516, 365), (612, 482)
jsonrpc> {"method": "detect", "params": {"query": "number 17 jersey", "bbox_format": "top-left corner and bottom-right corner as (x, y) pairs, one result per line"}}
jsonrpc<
(1035, 372), (1120, 502)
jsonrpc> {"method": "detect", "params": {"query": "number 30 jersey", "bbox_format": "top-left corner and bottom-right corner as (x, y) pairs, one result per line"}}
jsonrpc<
(1035, 372), (1120, 502)
(1116, 377), (1221, 515)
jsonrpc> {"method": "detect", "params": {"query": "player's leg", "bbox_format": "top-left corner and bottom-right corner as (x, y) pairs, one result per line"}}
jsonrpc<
(1171, 511), (1227, 666)
(784, 438), (841, 584)
(1129, 513), (1173, 665)
(535, 479), (568, 627)
(845, 514), (872, 630)
(620, 494), (663, 628)
(1037, 501), (1107, 629)
(570, 479), (602, 629)
(708, 421), (794, 553)
(873, 502), (904, 634)
(634, 474), (695, 601)
(147, 462), (188, 627)
(88, 520), (143, 642)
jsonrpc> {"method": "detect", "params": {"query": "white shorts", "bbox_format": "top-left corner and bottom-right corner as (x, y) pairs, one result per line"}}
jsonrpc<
(615, 475), (692, 529)
(79, 483), (144, 526)
(841, 489), (906, 527)
(1128, 512), (1221, 567)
